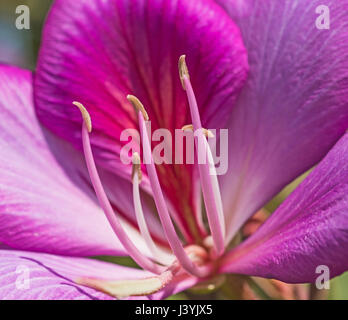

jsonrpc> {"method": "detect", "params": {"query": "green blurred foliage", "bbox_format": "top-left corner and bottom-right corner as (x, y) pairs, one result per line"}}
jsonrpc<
(265, 170), (312, 213)
(329, 272), (348, 299)
(93, 255), (140, 269)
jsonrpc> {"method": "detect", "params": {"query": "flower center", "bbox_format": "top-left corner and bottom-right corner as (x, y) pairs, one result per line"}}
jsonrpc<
(73, 55), (226, 298)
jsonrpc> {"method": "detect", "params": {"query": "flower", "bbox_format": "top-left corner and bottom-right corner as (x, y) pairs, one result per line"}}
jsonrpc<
(1, 0), (348, 300)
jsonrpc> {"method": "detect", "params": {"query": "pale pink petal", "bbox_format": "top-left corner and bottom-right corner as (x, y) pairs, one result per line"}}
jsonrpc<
(0, 249), (197, 300)
(0, 64), (130, 256)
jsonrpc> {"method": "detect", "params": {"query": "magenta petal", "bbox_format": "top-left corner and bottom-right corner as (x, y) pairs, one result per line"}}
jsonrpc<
(35, 0), (247, 162)
(216, 0), (348, 240)
(34, 0), (248, 240)
(0, 64), (131, 256)
(221, 134), (348, 283)
(0, 249), (197, 300)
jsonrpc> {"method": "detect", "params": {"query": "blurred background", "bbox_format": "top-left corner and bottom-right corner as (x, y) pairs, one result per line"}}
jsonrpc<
(0, 0), (52, 69)
(0, 0), (347, 299)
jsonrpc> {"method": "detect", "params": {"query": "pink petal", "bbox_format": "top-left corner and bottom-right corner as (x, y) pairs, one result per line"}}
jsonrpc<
(0, 249), (195, 300)
(0, 64), (133, 257)
(34, 0), (248, 241)
(216, 0), (348, 240)
(221, 134), (348, 283)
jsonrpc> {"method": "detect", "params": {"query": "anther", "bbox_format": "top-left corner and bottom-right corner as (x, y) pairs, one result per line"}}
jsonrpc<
(127, 95), (149, 121)
(181, 124), (215, 138)
(73, 101), (92, 132)
(178, 55), (190, 90)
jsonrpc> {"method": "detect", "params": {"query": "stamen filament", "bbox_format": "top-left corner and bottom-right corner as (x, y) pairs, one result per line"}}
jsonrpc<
(204, 138), (226, 241)
(182, 125), (225, 240)
(132, 153), (173, 266)
(179, 56), (225, 256)
(74, 102), (163, 275)
(133, 102), (211, 277)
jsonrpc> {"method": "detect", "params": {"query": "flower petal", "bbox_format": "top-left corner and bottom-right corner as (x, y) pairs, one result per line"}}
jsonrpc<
(216, 0), (348, 241)
(0, 64), (136, 257)
(34, 0), (248, 241)
(221, 133), (348, 283)
(0, 249), (195, 300)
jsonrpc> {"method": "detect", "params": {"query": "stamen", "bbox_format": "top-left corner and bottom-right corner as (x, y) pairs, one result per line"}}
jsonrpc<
(76, 271), (174, 298)
(132, 153), (173, 266)
(73, 101), (92, 132)
(127, 96), (211, 278)
(179, 55), (225, 256)
(74, 102), (163, 275)
(178, 55), (190, 90)
(181, 124), (215, 138)
(127, 94), (149, 121)
(204, 138), (226, 242)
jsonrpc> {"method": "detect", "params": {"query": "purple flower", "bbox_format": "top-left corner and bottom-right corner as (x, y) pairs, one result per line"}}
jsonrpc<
(1, 0), (348, 299)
